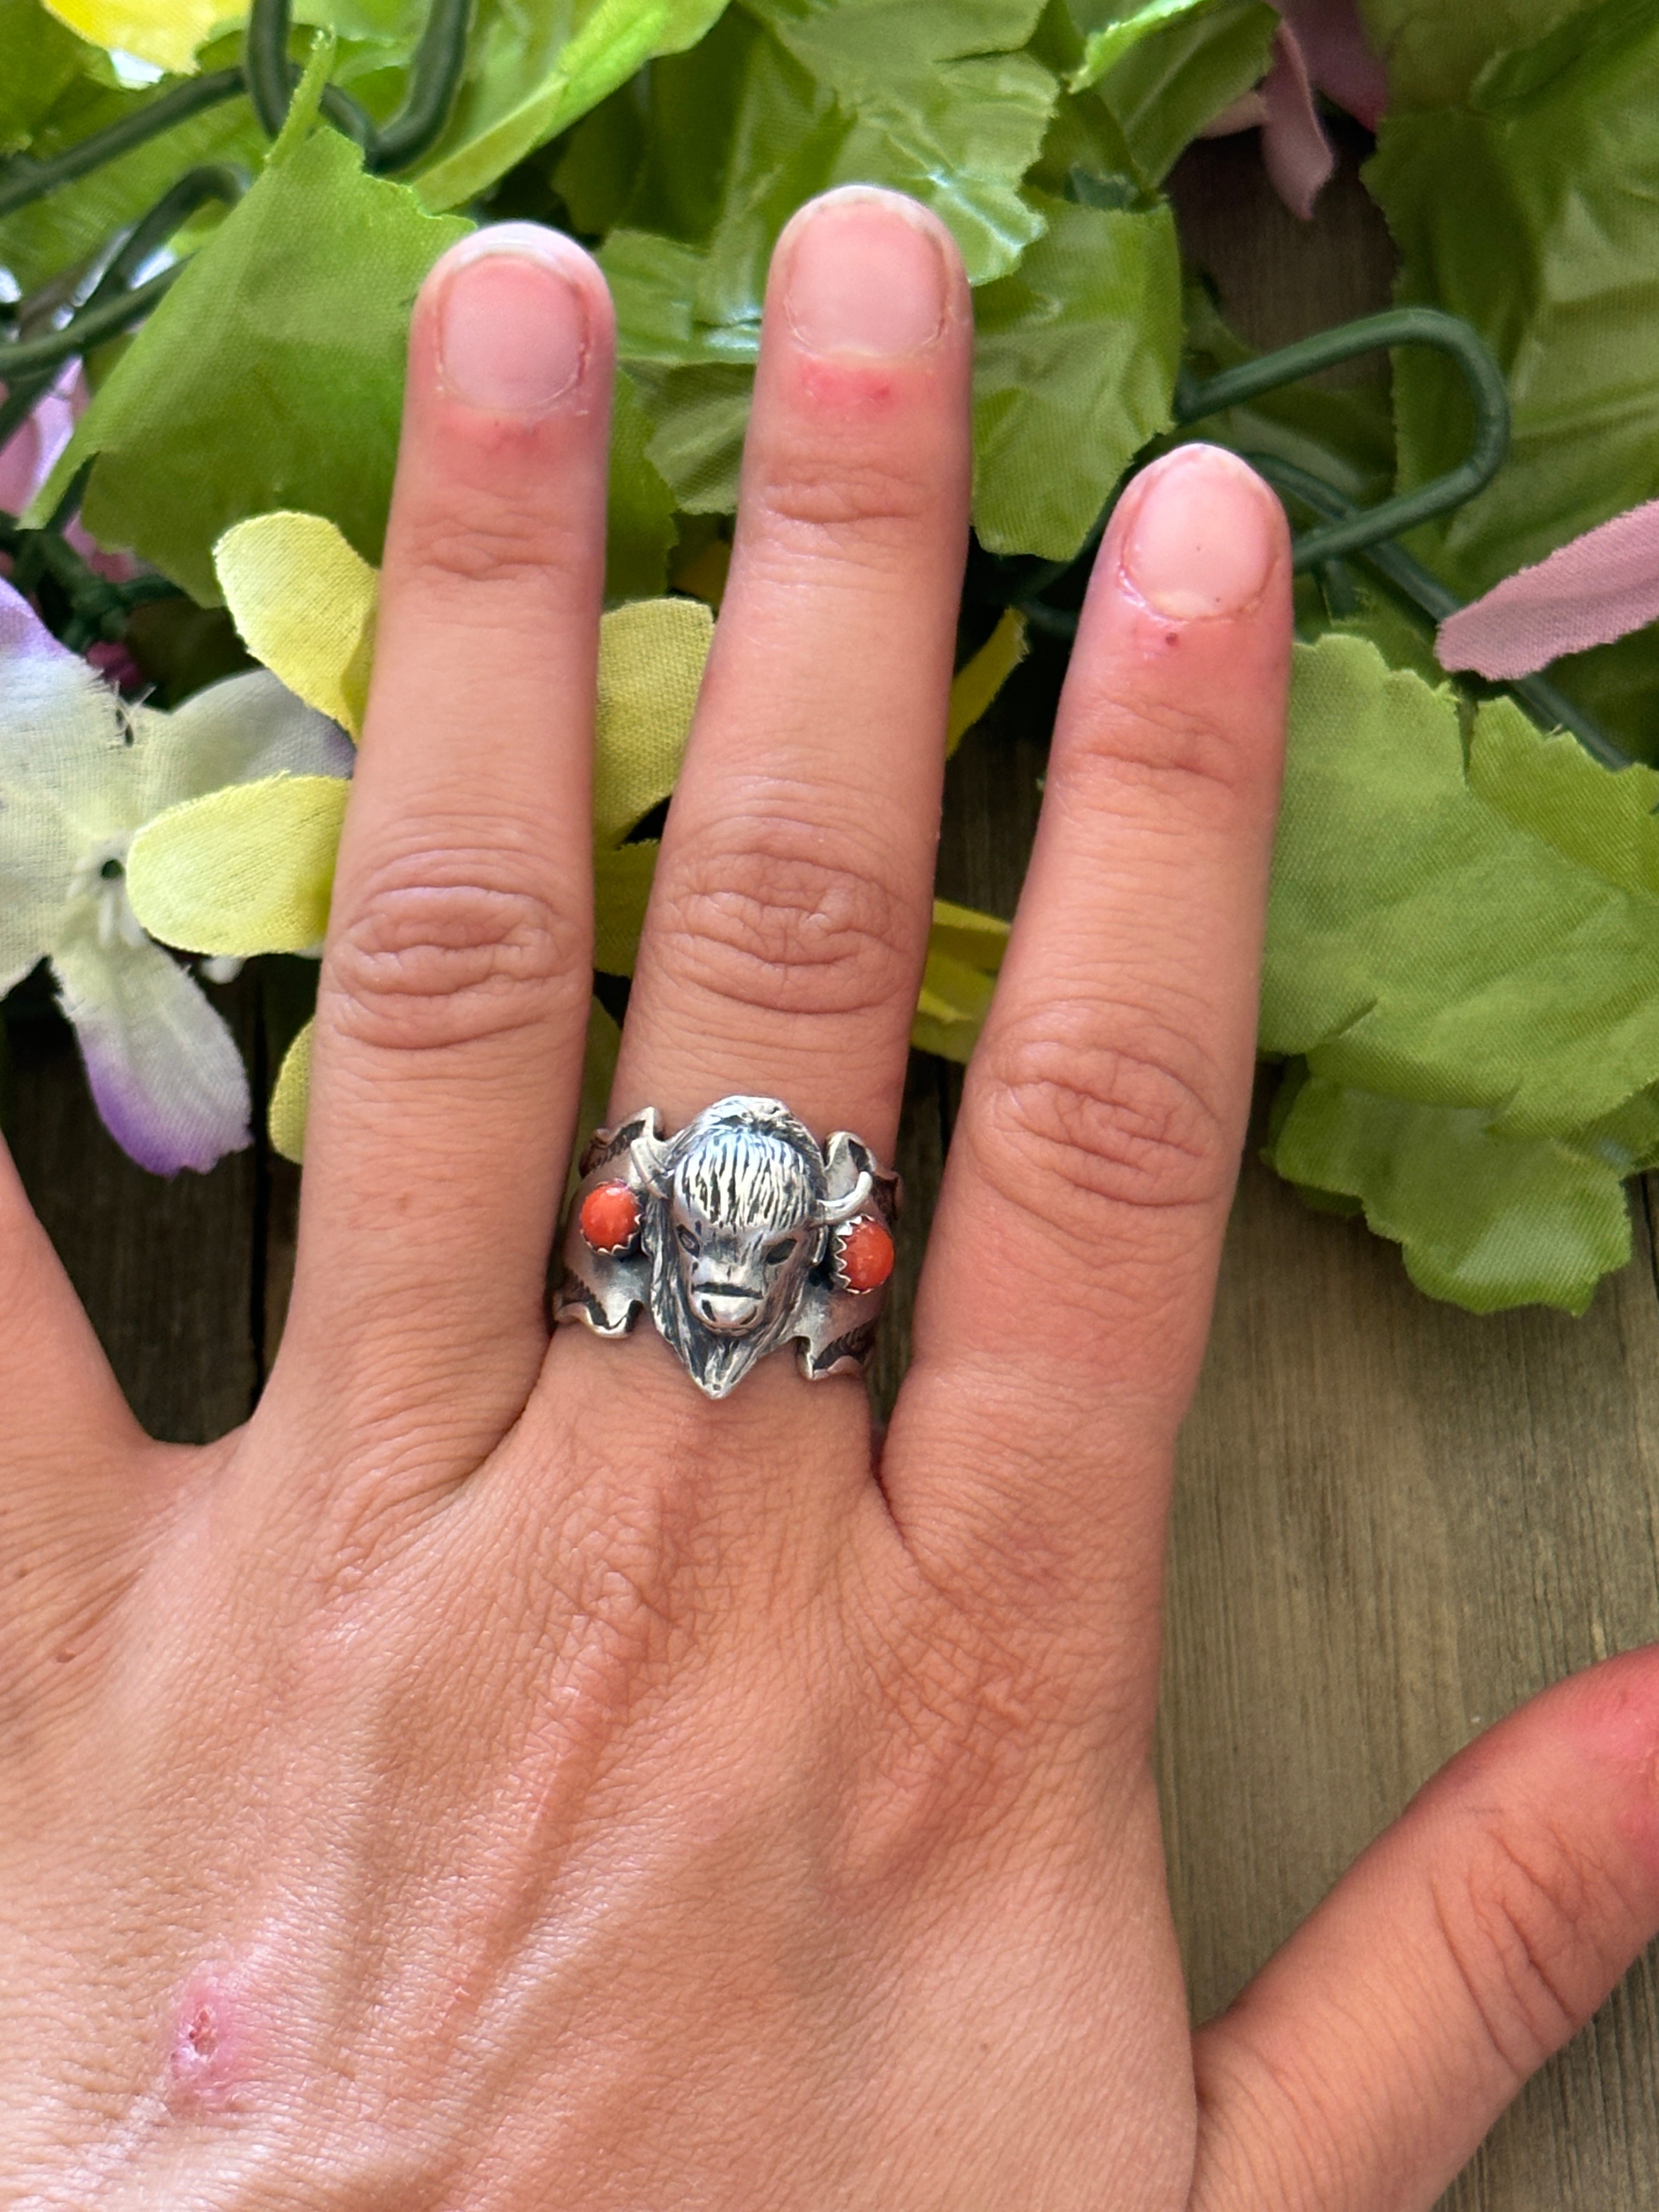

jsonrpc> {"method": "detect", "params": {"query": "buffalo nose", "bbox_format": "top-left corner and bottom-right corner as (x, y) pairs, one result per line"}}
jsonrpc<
(693, 1286), (761, 1334)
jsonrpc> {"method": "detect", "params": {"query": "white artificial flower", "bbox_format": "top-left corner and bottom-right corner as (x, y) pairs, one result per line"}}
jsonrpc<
(0, 579), (351, 1173)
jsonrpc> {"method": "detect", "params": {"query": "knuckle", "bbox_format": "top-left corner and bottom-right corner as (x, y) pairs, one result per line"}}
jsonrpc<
(402, 486), (584, 601)
(971, 1005), (1235, 1248)
(327, 851), (586, 1055)
(1436, 1817), (1615, 2083)
(653, 817), (911, 1023)
(1065, 674), (1249, 808)
(752, 438), (936, 558)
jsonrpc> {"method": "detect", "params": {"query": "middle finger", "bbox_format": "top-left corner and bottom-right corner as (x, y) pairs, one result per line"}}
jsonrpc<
(610, 187), (972, 1159)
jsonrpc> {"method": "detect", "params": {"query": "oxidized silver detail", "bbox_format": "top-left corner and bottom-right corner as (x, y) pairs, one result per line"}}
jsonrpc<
(552, 1095), (900, 1400)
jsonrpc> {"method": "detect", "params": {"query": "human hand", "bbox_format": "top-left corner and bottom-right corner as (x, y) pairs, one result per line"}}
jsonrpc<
(5, 186), (1659, 2210)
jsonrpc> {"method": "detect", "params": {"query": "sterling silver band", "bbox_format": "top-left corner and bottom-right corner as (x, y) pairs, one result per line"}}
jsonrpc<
(552, 1096), (899, 1401)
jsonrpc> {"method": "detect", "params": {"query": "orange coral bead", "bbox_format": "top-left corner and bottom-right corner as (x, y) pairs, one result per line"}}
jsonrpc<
(580, 1181), (641, 1254)
(837, 1216), (894, 1293)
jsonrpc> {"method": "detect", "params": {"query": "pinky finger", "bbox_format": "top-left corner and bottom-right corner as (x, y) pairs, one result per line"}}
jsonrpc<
(1190, 1650), (1659, 2211)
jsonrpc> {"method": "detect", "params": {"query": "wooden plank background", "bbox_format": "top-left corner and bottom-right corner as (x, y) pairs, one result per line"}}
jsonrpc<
(9, 126), (1657, 2208)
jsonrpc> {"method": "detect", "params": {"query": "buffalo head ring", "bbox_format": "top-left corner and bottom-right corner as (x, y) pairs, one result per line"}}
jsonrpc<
(551, 1096), (900, 1400)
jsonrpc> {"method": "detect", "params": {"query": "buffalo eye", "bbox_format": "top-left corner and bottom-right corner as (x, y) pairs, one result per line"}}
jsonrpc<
(676, 1225), (698, 1255)
(764, 1238), (795, 1266)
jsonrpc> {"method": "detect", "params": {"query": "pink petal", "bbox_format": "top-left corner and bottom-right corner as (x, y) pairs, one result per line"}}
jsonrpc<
(1277, 0), (1389, 129)
(1260, 25), (1336, 222)
(0, 366), (82, 517)
(1436, 500), (1659, 680)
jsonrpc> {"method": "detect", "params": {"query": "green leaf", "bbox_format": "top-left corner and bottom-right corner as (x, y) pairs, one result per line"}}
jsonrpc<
(599, 227), (759, 365)
(972, 190), (1180, 559)
(1267, 1070), (1643, 1316)
(0, 69), (263, 296)
(747, 0), (1058, 284)
(1090, 0), (1277, 188)
(1367, 0), (1659, 599)
(605, 369), (679, 600)
(410, 0), (732, 212)
(0, 0), (103, 160)
(1356, 0), (1606, 109)
(634, 362), (755, 512)
(30, 120), (470, 602)
(1261, 633), (1659, 1139)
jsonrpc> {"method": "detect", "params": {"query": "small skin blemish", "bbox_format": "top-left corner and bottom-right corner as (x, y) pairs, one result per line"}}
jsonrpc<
(797, 356), (902, 415)
(165, 1968), (253, 2113)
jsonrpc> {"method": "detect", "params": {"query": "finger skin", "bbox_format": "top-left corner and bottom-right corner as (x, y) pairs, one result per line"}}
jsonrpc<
(1191, 1650), (1659, 2211)
(610, 186), (973, 1159)
(887, 447), (1291, 1666)
(0, 1132), (144, 1511)
(273, 228), (613, 1473)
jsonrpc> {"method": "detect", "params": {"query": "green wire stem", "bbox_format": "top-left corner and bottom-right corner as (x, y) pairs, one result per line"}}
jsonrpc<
(244, 0), (473, 172)
(983, 308), (1511, 628)
(1247, 454), (1630, 771)
(0, 68), (245, 219)
(0, 165), (244, 379)
(1175, 306), (1511, 572)
(0, 0), (470, 222)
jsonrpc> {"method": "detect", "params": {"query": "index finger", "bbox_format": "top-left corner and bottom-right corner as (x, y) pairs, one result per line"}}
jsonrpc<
(884, 445), (1292, 1685)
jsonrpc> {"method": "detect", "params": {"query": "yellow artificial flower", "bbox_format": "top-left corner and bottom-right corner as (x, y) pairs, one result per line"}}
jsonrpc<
(45, 0), (225, 73)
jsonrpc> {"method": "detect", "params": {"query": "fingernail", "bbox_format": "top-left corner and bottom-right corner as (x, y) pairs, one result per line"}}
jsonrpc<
(783, 188), (950, 358)
(436, 227), (590, 414)
(1119, 445), (1279, 619)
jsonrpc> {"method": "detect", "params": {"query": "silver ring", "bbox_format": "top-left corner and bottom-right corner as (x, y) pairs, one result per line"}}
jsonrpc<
(552, 1095), (900, 1400)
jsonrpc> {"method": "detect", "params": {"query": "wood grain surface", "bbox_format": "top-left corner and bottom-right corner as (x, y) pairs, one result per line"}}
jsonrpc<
(7, 123), (1655, 2209)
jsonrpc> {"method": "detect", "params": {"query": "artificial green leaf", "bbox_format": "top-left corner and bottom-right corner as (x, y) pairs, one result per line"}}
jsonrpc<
(747, 0), (1057, 283)
(599, 227), (758, 364)
(0, 67), (263, 296)
(635, 362), (755, 513)
(1091, 0), (1277, 188)
(1543, 628), (1659, 769)
(30, 116), (470, 601)
(409, 0), (732, 212)
(1356, 0), (1604, 109)
(1261, 633), (1659, 1138)
(1267, 1070), (1643, 1316)
(594, 838), (658, 973)
(590, 3), (758, 246)
(1368, 0), (1659, 600)
(605, 370), (679, 601)
(972, 190), (1180, 559)
(0, 0), (103, 158)
(550, 77), (647, 237)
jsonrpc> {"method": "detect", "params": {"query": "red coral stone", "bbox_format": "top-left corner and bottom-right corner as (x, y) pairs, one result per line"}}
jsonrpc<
(837, 1217), (894, 1293)
(580, 1181), (641, 1254)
